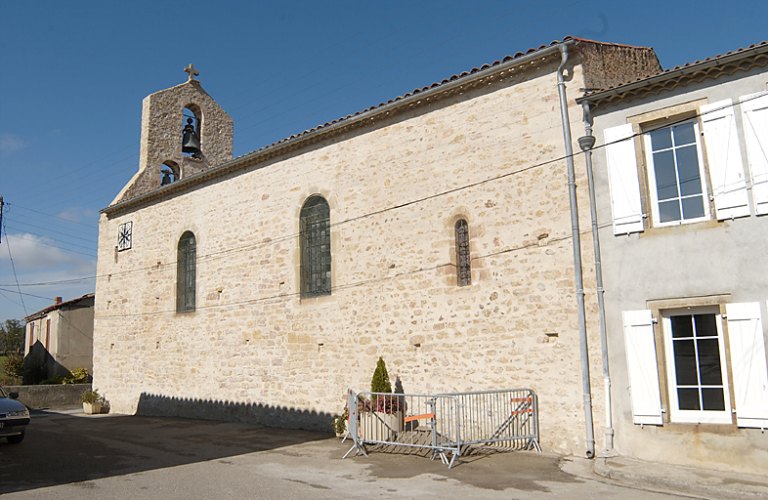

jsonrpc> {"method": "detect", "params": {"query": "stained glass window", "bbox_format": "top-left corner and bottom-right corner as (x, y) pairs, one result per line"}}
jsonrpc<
(300, 196), (331, 297)
(455, 219), (471, 286)
(177, 231), (196, 312)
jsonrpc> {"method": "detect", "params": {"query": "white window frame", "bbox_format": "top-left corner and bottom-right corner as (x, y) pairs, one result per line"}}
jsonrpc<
(661, 306), (732, 424)
(643, 121), (711, 227)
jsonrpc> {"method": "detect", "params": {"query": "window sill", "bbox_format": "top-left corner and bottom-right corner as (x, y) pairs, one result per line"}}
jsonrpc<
(299, 293), (333, 305)
(660, 422), (739, 434)
(640, 217), (722, 237)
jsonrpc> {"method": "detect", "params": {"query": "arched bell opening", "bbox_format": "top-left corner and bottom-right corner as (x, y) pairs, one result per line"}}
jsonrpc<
(161, 160), (180, 186)
(181, 104), (203, 158)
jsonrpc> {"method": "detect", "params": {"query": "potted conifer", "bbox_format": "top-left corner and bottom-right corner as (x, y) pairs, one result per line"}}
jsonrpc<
(361, 357), (402, 441)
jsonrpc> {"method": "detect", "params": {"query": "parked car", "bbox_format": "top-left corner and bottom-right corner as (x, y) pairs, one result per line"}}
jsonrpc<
(0, 386), (30, 444)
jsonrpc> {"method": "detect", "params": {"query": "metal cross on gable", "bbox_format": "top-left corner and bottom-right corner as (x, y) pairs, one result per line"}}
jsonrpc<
(184, 64), (199, 81)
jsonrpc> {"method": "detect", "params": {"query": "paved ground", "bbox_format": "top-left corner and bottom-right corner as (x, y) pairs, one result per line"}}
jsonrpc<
(0, 410), (739, 499)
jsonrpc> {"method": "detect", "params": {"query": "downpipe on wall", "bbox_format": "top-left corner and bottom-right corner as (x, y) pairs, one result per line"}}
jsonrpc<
(556, 44), (595, 459)
(579, 102), (614, 453)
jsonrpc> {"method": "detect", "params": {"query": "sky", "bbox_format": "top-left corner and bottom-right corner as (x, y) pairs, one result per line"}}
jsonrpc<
(0, 0), (765, 323)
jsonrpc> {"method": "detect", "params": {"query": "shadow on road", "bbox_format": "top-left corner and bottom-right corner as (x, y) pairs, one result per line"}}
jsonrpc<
(0, 399), (331, 494)
(136, 392), (332, 432)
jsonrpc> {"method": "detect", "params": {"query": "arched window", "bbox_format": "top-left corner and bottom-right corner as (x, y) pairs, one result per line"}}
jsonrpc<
(177, 231), (196, 312)
(455, 219), (471, 287)
(300, 196), (331, 297)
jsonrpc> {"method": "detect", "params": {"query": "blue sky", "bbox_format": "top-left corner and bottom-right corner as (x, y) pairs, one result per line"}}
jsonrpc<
(0, 0), (765, 322)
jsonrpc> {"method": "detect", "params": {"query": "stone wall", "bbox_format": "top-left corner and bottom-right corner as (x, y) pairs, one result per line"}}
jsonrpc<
(114, 80), (233, 203)
(7, 384), (89, 410)
(94, 56), (613, 455)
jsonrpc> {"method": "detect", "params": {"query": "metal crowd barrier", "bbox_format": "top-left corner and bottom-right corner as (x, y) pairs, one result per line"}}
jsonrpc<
(343, 388), (539, 468)
(439, 388), (541, 453)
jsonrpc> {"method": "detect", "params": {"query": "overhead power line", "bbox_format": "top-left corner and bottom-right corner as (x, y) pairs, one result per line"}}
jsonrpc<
(0, 95), (759, 289)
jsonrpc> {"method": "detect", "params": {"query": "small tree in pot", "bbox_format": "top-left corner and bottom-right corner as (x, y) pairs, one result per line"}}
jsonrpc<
(362, 357), (402, 441)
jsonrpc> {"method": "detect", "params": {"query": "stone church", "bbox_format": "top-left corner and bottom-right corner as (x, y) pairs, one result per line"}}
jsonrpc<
(94, 38), (659, 455)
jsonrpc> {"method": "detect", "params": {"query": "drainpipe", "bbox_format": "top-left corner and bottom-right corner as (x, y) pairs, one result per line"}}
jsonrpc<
(578, 102), (614, 453)
(556, 44), (595, 459)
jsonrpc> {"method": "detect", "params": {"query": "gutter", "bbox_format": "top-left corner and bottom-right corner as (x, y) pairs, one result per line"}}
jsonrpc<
(556, 43), (595, 459)
(103, 40), (576, 217)
(578, 102), (614, 454)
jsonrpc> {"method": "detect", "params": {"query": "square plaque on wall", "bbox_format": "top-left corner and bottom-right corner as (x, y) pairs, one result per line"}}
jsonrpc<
(117, 221), (133, 251)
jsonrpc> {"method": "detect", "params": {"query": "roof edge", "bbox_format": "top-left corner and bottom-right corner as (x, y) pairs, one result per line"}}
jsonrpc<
(104, 39), (576, 216)
(578, 41), (768, 105)
(24, 293), (95, 322)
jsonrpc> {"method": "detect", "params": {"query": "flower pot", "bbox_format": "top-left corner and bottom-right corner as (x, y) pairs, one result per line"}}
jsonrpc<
(360, 411), (403, 442)
(83, 401), (103, 415)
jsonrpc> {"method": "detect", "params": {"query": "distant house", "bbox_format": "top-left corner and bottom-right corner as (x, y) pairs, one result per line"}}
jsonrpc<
(580, 41), (768, 475)
(24, 293), (95, 380)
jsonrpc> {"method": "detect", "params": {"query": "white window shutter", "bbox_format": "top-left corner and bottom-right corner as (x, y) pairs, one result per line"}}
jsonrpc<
(741, 93), (768, 215)
(604, 124), (644, 235)
(622, 310), (663, 425)
(700, 100), (750, 220)
(726, 302), (768, 429)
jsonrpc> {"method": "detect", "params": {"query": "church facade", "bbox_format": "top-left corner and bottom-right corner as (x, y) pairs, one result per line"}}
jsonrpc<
(93, 38), (659, 455)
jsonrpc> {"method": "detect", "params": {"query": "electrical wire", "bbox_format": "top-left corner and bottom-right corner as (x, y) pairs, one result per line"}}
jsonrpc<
(1, 218), (29, 316)
(0, 94), (762, 289)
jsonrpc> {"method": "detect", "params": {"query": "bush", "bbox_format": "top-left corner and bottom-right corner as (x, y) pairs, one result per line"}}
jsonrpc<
(333, 406), (348, 435)
(370, 357), (392, 393)
(2, 354), (23, 380)
(82, 389), (103, 404)
(369, 357), (401, 414)
(63, 368), (92, 384)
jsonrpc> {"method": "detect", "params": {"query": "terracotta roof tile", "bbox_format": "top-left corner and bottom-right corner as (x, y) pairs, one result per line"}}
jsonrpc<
(234, 38), (583, 160)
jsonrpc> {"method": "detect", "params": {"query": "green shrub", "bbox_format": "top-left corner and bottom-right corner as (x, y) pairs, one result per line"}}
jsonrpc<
(2, 354), (23, 380)
(370, 357), (392, 393)
(333, 406), (348, 435)
(63, 368), (92, 384)
(82, 389), (103, 404)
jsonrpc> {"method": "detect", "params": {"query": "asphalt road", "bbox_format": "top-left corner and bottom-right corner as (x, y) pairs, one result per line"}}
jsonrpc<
(0, 411), (685, 499)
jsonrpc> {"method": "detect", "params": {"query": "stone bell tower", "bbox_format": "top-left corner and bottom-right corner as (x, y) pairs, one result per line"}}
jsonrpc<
(113, 64), (233, 203)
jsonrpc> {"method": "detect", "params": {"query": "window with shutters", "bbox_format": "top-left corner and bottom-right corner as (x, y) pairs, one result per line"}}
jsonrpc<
(603, 96), (755, 235)
(300, 196), (331, 298)
(176, 231), (196, 312)
(623, 302), (768, 428)
(455, 219), (471, 287)
(644, 121), (710, 226)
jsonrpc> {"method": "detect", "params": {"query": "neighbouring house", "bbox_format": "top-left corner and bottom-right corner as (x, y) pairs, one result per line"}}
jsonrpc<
(93, 37), (661, 456)
(579, 41), (768, 474)
(24, 293), (95, 381)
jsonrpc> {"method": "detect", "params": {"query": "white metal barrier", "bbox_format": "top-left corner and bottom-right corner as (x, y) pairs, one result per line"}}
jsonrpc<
(343, 388), (540, 468)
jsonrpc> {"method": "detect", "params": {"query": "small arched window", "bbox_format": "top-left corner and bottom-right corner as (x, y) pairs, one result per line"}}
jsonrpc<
(300, 196), (331, 297)
(177, 231), (196, 312)
(455, 219), (471, 287)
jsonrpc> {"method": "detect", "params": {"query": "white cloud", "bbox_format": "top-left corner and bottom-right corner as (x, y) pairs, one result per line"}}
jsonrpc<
(0, 233), (92, 270)
(56, 208), (98, 224)
(0, 233), (96, 322)
(0, 133), (26, 154)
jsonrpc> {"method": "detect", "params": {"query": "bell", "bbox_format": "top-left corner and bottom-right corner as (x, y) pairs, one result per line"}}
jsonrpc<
(181, 118), (201, 156)
(161, 169), (173, 186)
